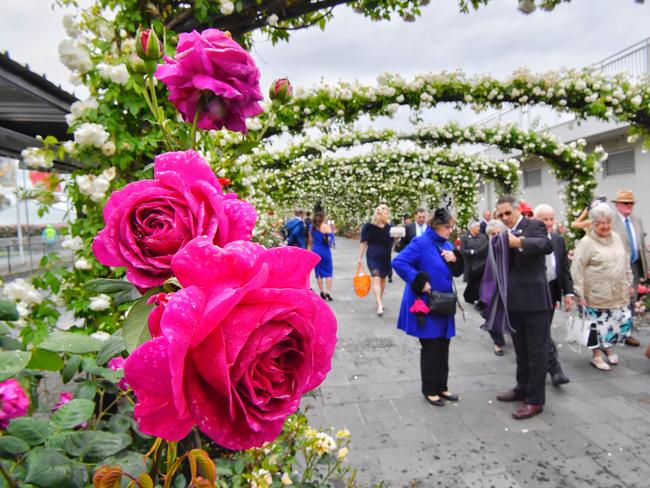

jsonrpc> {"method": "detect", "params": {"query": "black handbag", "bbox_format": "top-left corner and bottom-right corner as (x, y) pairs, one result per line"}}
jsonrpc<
(427, 290), (457, 316)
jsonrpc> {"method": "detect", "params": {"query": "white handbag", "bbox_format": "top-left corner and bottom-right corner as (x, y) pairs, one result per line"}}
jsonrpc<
(565, 312), (591, 348)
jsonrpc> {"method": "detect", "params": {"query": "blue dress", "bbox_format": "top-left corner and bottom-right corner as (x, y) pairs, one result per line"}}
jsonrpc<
(392, 228), (460, 339)
(360, 223), (392, 278)
(311, 228), (334, 278)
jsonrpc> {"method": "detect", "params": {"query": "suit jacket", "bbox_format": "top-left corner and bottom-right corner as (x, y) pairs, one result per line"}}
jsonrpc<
(612, 213), (649, 277)
(396, 222), (420, 252)
(507, 218), (554, 312)
(548, 232), (574, 303)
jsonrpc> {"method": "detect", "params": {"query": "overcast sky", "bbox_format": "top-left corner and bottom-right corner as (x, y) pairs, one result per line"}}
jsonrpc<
(1, 0), (649, 126)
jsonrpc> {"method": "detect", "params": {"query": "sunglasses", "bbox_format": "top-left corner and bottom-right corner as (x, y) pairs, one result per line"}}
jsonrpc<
(619, 202), (635, 206)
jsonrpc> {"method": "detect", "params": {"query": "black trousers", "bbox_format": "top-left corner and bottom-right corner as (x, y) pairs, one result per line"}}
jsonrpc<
(510, 310), (551, 406)
(547, 280), (564, 376)
(419, 338), (450, 396)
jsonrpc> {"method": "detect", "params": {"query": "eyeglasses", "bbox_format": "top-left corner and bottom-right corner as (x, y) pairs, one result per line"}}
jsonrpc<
(619, 202), (635, 206)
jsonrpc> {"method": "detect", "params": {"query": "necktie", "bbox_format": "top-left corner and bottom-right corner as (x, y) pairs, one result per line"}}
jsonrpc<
(625, 218), (638, 262)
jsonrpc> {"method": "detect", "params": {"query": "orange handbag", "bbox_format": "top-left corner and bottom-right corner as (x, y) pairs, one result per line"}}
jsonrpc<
(353, 264), (371, 297)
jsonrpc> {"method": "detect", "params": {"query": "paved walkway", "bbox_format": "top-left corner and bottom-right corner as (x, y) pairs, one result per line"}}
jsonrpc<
(305, 237), (650, 488)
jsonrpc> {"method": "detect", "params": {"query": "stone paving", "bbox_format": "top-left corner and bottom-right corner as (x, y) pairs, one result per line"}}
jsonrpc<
(305, 237), (650, 488)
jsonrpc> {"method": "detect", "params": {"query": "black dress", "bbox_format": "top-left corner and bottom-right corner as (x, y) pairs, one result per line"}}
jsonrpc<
(361, 223), (392, 278)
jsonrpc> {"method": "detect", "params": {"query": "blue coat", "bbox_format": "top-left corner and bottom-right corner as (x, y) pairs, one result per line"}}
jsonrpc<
(392, 227), (462, 339)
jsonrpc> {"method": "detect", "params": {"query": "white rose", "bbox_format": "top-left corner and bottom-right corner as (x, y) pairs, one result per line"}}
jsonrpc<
(90, 293), (111, 312)
(220, 1), (235, 15)
(58, 39), (92, 73)
(109, 64), (129, 85)
(62, 14), (81, 38)
(74, 123), (110, 148)
(631, 95), (643, 106)
(102, 167), (117, 181)
(61, 236), (84, 251)
(101, 141), (116, 156)
(267, 14), (279, 26)
(74, 257), (93, 270)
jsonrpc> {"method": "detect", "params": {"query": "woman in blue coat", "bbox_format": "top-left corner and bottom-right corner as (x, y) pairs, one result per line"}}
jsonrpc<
(392, 208), (464, 407)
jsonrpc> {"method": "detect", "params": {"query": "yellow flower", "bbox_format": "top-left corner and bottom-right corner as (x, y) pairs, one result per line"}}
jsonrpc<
(337, 447), (349, 461)
(335, 428), (351, 440)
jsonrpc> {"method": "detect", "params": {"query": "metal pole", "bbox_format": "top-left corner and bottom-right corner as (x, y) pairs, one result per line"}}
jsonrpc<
(14, 160), (25, 263)
(6, 245), (11, 274)
(22, 170), (33, 271)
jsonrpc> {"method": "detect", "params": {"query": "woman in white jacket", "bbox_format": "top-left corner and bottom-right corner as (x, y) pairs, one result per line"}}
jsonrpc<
(571, 203), (633, 371)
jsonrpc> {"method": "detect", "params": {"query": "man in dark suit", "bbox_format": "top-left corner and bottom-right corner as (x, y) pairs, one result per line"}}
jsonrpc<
(534, 204), (574, 387)
(479, 209), (492, 234)
(495, 195), (553, 420)
(396, 208), (427, 252)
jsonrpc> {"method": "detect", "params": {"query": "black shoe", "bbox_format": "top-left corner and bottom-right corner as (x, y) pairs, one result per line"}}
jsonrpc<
(494, 346), (504, 357)
(325, 293), (334, 302)
(388, 276), (393, 283)
(551, 372), (570, 387)
(440, 392), (460, 402)
(424, 395), (444, 407)
(320, 292), (327, 300)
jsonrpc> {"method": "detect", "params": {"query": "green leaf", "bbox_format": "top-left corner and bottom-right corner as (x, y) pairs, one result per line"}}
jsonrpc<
(82, 278), (141, 305)
(45, 431), (74, 451)
(0, 350), (31, 380)
(26, 349), (64, 371)
(62, 355), (82, 383)
(123, 291), (158, 353)
(63, 431), (131, 461)
(102, 450), (149, 481)
(0, 435), (30, 454)
(0, 299), (19, 321)
(25, 447), (87, 488)
(74, 381), (97, 400)
(0, 335), (24, 351)
(107, 413), (134, 433)
(7, 417), (52, 446)
(96, 335), (126, 365)
(50, 399), (95, 430)
(81, 357), (121, 383)
(39, 331), (104, 354)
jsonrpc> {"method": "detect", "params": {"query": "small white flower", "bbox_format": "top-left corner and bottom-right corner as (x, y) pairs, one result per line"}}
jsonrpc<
(21, 147), (52, 169)
(90, 329), (111, 340)
(74, 257), (93, 270)
(58, 39), (92, 73)
(62, 14), (81, 38)
(280, 472), (293, 485)
(267, 14), (279, 27)
(220, 0), (235, 15)
(61, 236), (84, 251)
(631, 95), (643, 106)
(101, 141), (116, 157)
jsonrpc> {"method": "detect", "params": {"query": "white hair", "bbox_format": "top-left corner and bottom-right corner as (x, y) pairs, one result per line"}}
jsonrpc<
(486, 220), (507, 235)
(533, 203), (554, 217)
(589, 202), (614, 223)
(467, 220), (480, 231)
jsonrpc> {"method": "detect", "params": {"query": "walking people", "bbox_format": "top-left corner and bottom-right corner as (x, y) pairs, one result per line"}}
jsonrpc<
(308, 209), (335, 301)
(611, 189), (649, 347)
(396, 208), (427, 252)
(533, 204), (573, 387)
(284, 209), (306, 248)
(461, 220), (488, 299)
(494, 195), (554, 420)
(358, 204), (393, 316)
(571, 203), (633, 371)
(393, 208), (464, 407)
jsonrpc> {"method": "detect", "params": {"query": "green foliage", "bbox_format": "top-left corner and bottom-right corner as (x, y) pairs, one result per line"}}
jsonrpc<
(39, 332), (104, 354)
(50, 399), (95, 430)
(122, 292), (157, 353)
(0, 351), (31, 381)
(0, 300), (19, 321)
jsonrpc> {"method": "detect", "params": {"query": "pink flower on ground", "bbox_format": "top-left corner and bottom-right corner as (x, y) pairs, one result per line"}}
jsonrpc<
(0, 379), (29, 428)
(409, 299), (430, 315)
(155, 29), (263, 132)
(124, 237), (337, 449)
(92, 150), (257, 289)
(52, 391), (74, 412)
(108, 357), (128, 390)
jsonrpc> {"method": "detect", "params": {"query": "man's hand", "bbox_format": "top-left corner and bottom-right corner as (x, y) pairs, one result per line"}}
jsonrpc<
(564, 295), (574, 312)
(578, 297), (587, 307)
(508, 233), (522, 248)
(423, 282), (432, 293)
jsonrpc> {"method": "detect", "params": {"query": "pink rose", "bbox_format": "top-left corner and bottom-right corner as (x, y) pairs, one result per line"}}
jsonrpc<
(52, 391), (74, 412)
(108, 357), (128, 390)
(155, 29), (263, 132)
(92, 150), (256, 289)
(124, 237), (337, 449)
(0, 379), (29, 429)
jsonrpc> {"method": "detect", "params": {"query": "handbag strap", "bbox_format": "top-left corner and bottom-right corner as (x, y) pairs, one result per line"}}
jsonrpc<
(431, 242), (465, 321)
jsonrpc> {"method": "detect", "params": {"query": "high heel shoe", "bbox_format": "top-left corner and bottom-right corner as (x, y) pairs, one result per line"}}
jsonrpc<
(325, 293), (334, 302)
(320, 292), (327, 300)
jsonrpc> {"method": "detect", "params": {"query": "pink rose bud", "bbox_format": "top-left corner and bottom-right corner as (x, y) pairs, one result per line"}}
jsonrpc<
(269, 77), (293, 103)
(136, 28), (162, 61)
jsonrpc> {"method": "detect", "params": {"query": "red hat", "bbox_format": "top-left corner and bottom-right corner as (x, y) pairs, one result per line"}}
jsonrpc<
(519, 201), (533, 216)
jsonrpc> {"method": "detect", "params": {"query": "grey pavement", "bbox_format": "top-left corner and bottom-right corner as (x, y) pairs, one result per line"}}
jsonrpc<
(305, 237), (650, 488)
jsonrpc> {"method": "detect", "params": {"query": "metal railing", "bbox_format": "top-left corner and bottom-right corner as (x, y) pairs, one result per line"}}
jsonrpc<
(476, 36), (650, 128)
(0, 236), (73, 276)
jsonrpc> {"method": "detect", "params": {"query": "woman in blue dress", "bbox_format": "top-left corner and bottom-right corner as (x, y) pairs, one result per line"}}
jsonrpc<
(393, 208), (464, 407)
(308, 209), (335, 301)
(357, 204), (393, 316)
